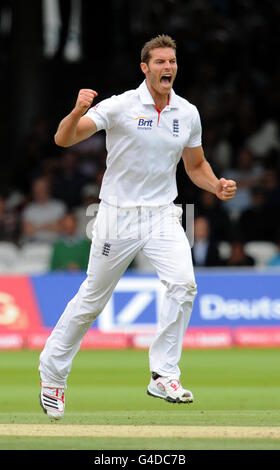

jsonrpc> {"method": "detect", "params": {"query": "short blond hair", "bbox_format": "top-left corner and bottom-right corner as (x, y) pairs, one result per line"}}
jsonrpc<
(141, 34), (176, 64)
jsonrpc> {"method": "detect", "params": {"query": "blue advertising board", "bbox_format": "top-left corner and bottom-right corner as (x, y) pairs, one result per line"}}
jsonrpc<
(191, 270), (280, 327)
(30, 269), (280, 331)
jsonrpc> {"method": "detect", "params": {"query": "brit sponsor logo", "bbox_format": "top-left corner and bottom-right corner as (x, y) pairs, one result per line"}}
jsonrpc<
(135, 116), (153, 130)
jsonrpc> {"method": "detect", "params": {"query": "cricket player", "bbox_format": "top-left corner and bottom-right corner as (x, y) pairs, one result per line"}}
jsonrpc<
(39, 35), (237, 419)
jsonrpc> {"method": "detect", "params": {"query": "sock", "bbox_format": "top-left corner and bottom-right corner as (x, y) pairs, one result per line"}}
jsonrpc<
(152, 372), (162, 380)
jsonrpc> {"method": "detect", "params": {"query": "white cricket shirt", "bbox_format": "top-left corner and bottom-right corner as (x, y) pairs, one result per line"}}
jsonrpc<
(86, 80), (202, 207)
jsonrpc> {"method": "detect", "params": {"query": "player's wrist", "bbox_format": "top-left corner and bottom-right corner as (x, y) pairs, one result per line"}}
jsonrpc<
(209, 178), (219, 196)
(71, 108), (85, 119)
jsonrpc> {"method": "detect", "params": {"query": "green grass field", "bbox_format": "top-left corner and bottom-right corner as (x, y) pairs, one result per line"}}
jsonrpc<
(0, 348), (280, 450)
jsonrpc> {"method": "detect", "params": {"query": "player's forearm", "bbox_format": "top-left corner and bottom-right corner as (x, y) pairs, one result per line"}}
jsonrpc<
(54, 110), (82, 147)
(187, 159), (219, 194)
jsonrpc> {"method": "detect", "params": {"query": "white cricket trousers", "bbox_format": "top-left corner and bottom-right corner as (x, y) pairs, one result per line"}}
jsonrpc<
(39, 201), (197, 387)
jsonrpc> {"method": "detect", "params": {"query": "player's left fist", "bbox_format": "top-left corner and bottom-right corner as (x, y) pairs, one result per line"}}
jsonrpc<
(215, 178), (237, 201)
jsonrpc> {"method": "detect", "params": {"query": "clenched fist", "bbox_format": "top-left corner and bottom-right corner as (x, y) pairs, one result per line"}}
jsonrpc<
(215, 178), (237, 201)
(74, 89), (98, 116)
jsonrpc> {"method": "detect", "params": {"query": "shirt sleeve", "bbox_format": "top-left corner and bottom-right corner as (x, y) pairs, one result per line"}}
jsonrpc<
(85, 95), (119, 131)
(186, 106), (202, 148)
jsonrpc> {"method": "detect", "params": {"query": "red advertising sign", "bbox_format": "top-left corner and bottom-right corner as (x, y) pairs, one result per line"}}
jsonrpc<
(0, 277), (42, 348)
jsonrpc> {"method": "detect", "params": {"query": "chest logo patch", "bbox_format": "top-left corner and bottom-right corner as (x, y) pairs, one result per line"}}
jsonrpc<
(135, 116), (153, 130)
(173, 119), (179, 136)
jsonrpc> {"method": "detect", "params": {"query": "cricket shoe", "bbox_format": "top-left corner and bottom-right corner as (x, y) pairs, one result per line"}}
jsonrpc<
(147, 373), (194, 404)
(39, 384), (65, 420)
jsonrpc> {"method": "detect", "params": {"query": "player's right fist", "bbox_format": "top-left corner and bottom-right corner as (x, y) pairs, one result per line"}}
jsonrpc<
(74, 89), (98, 116)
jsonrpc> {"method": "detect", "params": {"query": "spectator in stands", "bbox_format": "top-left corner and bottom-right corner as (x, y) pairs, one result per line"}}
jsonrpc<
(192, 216), (224, 267)
(0, 194), (20, 244)
(52, 150), (88, 209)
(263, 168), (280, 208)
(74, 133), (107, 180)
(223, 147), (264, 216)
(21, 177), (66, 243)
(15, 118), (55, 194)
(225, 239), (255, 267)
(238, 186), (277, 242)
(195, 190), (232, 241)
(74, 183), (100, 239)
(245, 120), (280, 160)
(49, 213), (91, 271)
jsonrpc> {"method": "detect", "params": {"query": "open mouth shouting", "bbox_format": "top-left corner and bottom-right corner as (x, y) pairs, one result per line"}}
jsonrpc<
(160, 74), (173, 85)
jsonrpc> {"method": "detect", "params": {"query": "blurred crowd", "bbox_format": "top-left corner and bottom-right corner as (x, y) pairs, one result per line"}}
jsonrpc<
(1, 0), (280, 271)
(0, 134), (106, 272)
(0, 124), (280, 271)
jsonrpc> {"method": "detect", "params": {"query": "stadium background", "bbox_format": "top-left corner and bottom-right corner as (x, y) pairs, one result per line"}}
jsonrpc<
(1, 0), (280, 453)
(0, 0), (279, 348)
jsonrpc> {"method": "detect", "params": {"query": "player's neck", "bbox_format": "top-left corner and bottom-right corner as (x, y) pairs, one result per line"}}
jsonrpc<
(154, 95), (169, 111)
(146, 82), (170, 110)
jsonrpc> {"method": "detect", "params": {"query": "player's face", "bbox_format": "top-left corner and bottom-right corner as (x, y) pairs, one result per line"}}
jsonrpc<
(141, 48), (178, 96)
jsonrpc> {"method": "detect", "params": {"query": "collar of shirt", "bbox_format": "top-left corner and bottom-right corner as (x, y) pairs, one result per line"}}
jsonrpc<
(138, 80), (180, 110)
